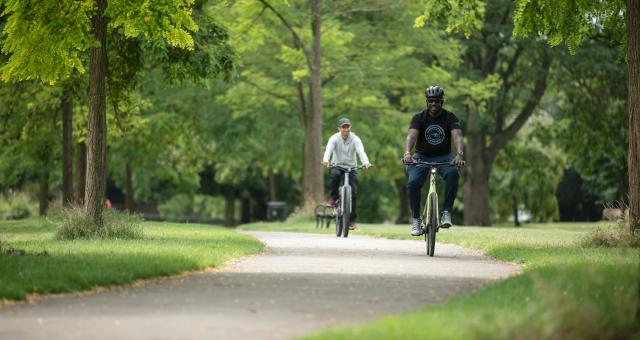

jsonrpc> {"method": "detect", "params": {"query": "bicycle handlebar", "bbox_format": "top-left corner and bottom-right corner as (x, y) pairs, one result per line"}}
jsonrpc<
(403, 160), (457, 168)
(329, 164), (369, 171)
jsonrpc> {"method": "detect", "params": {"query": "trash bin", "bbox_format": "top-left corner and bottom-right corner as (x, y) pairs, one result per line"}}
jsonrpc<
(267, 201), (286, 221)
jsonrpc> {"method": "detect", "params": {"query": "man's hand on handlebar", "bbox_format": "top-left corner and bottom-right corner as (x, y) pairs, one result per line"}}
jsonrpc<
(363, 163), (372, 170)
(402, 152), (413, 164)
(453, 154), (466, 167)
(322, 160), (330, 168)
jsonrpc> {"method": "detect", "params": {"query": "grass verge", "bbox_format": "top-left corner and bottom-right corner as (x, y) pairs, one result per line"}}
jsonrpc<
(242, 220), (640, 339)
(0, 218), (263, 301)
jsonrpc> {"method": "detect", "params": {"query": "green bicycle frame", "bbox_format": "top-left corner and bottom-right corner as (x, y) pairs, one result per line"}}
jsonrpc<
(422, 167), (440, 226)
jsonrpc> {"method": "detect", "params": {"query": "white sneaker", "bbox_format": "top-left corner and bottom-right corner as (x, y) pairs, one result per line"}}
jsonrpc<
(410, 218), (423, 236)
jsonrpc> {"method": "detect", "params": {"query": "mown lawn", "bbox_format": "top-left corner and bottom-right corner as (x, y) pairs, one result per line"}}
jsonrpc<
(242, 220), (640, 339)
(0, 219), (264, 301)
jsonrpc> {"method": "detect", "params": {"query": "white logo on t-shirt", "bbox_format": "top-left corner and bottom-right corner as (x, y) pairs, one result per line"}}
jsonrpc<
(425, 125), (445, 145)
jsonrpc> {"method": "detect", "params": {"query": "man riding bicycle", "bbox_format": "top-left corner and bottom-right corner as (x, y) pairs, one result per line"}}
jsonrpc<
(323, 118), (372, 230)
(403, 86), (466, 236)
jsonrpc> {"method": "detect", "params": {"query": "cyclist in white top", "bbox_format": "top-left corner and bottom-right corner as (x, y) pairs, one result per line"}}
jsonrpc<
(322, 118), (372, 229)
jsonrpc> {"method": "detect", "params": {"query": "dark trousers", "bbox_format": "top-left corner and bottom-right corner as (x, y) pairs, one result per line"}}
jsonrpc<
(329, 168), (358, 223)
(406, 153), (459, 219)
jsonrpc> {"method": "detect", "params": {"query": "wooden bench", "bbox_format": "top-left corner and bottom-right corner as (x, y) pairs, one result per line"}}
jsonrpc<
(314, 204), (334, 228)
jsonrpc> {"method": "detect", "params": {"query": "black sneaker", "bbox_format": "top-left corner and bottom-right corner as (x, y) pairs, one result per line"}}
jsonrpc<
(440, 211), (452, 228)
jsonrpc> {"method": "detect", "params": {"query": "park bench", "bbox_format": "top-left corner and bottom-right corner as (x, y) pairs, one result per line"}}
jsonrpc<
(314, 203), (333, 228)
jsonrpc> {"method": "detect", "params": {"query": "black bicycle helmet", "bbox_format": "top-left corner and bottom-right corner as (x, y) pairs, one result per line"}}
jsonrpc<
(425, 85), (444, 98)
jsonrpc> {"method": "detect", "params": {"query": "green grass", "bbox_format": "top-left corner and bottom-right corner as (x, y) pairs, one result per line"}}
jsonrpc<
(242, 220), (640, 339)
(0, 218), (264, 301)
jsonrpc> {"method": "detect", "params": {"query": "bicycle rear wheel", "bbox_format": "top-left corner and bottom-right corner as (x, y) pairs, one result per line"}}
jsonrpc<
(341, 186), (351, 238)
(426, 192), (438, 256)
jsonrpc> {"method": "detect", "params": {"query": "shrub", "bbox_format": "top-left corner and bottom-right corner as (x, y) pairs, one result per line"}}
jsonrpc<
(285, 205), (314, 223)
(0, 191), (37, 220)
(586, 214), (640, 248)
(55, 207), (143, 240)
(158, 194), (226, 222)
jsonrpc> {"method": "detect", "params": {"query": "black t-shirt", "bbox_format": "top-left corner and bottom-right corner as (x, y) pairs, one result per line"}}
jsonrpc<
(409, 109), (461, 156)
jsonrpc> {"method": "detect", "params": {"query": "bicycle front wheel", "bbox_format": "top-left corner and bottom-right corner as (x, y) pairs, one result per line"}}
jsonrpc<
(342, 186), (351, 238)
(335, 202), (342, 237)
(426, 191), (438, 256)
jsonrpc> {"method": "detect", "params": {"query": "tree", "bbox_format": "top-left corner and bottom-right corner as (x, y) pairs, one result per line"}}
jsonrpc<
(418, 0), (554, 225)
(0, 81), (62, 214)
(216, 1), (464, 221)
(419, 0), (638, 229)
(551, 37), (628, 204)
(490, 117), (564, 224)
(250, 0), (324, 209)
(513, 0), (639, 230)
(1, 0), (202, 225)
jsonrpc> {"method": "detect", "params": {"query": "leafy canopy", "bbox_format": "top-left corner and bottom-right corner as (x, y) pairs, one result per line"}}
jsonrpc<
(0, 0), (198, 83)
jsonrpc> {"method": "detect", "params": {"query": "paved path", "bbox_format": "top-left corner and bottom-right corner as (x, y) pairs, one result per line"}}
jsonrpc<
(0, 231), (519, 340)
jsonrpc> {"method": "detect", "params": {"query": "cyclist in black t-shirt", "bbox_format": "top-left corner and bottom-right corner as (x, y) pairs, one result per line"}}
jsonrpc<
(402, 86), (466, 236)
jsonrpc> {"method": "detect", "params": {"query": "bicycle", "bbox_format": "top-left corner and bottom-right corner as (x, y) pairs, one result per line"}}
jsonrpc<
(405, 160), (455, 256)
(329, 164), (366, 238)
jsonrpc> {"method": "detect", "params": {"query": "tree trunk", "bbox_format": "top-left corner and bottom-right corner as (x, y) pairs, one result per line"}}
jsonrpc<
(258, 0), (324, 210)
(463, 133), (492, 226)
(302, 0), (324, 209)
(84, 0), (108, 225)
(627, 0), (640, 231)
(38, 110), (55, 216)
(224, 188), (236, 226)
(268, 167), (277, 201)
(241, 195), (251, 224)
(38, 169), (49, 216)
(75, 142), (86, 205)
(395, 178), (409, 224)
(124, 162), (134, 212)
(512, 192), (520, 227)
(62, 94), (73, 206)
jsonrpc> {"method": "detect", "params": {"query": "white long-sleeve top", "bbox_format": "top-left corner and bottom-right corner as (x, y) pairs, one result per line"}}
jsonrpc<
(323, 132), (370, 168)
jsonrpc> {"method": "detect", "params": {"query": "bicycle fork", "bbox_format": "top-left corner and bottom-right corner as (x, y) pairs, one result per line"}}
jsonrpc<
(422, 168), (440, 228)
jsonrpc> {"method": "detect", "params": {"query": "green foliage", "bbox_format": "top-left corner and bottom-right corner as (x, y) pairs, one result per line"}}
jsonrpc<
(108, 0), (197, 49)
(454, 74), (502, 115)
(415, 0), (485, 38)
(0, 81), (62, 191)
(213, 0), (467, 217)
(550, 38), (628, 202)
(158, 194), (227, 221)
(1, 0), (210, 84)
(0, 0), (94, 82)
(491, 117), (564, 223)
(513, 0), (626, 53)
(417, 0), (627, 54)
(55, 207), (143, 240)
(0, 191), (37, 220)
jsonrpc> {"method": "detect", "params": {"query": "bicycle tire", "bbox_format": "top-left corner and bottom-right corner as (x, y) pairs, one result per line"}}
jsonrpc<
(335, 200), (342, 237)
(342, 186), (351, 238)
(427, 191), (438, 256)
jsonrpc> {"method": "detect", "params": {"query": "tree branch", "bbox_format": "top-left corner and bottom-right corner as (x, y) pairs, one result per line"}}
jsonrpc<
(327, 1), (403, 16)
(496, 43), (524, 132)
(244, 78), (298, 110)
(488, 51), (552, 162)
(256, 0), (313, 71)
